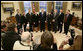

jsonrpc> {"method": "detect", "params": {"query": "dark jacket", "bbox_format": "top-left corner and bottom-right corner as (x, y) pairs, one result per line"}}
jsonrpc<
(15, 13), (21, 24)
(47, 14), (52, 23)
(64, 14), (72, 26)
(26, 13), (33, 24)
(33, 14), (39, 23)
(58, 12), (64, 24)
(21, 15), (27, 24)
(39, 12), (46, 22)
(52, 12), (59, 22)
(2, 31), (21, 50)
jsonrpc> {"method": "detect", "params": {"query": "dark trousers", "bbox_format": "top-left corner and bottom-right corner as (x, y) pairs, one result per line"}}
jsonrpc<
(17, 23), (22, 34)
(64, 23), (70, 35)
(58, 22), (63, 33)
(24, 24), (27, 32)
(29, 23), (33, 32)
(47, 22), (51, 31)
(52, 22), (58, 33)
(40, 22), (45, 32)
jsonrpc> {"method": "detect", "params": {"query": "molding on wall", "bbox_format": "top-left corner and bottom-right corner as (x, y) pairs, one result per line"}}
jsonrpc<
(62, 2), (68, 14)
(19, 2), (24, 14)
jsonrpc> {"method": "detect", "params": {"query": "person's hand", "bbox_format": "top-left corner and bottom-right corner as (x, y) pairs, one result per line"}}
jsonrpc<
(52, 19), (55, 22)
(34, 22), (35, 24)
(45, 21), (47, 23)
(39, 21), (40, 23)
(60, 22), (62, 24)
(50, 22), (51, 24)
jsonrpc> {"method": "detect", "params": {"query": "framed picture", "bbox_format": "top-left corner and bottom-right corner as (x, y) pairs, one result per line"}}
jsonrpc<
(1, 2), (14, 13)
(71, 2), (82, 11)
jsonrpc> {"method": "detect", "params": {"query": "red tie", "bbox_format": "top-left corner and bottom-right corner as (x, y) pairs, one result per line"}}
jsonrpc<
(65, 16), (67, 22)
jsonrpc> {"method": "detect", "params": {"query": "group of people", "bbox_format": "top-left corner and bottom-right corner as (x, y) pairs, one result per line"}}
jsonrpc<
(15, 8), (72, 35)
(1, 22), (82, 50)
(1, 8), (75, 50)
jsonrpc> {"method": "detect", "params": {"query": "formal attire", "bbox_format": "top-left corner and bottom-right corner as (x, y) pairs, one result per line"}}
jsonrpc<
(64, 14), (72, 35)
(26, 13), (33, 32)
(39, 11), (46, 32)
(2, 31), (20, 50)
(58, 12), (64, 33)
(21, 15), (27, 32)
(52, 12), (59, 33)
(47, 14), (52, 31)
(33, 14), (39, 27)
(15, 13), (22, 34)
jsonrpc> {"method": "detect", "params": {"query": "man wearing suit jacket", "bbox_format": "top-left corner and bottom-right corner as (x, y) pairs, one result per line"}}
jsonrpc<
(58, 9), (64, 33)
(21, 11), (27, 32)
(39, 8), (46, 32)
(52, 9), (59, 33)
(15, 9), (22, 34)
(47, 12), (52, 31)
(64, 10), (72, 35)
(26, 9), (33, 32)
(33, 12), (39, 32)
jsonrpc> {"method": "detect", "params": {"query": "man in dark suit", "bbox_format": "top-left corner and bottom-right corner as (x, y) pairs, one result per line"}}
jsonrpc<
(52, 9), (59, 33)
(15, 9), (22, 34)
(64, 10), (72, 35)
(39, 8), (46, 32)
(21, 11), (27, 32)
(26, 9), (33, 32)
(47, 12), (52, 31)
(58, 9), (64, 33)
(33, 12), (39, 32)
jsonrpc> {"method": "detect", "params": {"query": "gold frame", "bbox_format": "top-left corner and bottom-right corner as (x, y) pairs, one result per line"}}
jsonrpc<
(1, 2), (14, 13)
(71, 2), (82, 11)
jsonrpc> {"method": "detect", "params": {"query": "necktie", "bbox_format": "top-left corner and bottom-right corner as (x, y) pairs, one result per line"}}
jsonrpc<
(42, 12), (43, 17)
(65, 14), (68, 22)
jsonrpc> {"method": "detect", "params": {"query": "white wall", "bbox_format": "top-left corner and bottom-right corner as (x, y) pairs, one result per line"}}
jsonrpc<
(66, 2), (82, 19)
(1, 2), (20, 21)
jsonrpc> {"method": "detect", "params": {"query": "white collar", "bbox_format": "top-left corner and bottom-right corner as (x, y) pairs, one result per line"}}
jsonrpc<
(21, 41), (32, 46)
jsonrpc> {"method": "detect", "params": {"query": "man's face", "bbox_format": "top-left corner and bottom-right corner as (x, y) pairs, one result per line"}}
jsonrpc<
(41, 8), (44, 12)
(23, 12), (25, 15)
(54, 9), (57, 13)
(60, 10), (63, 13)
(17, 9), (19, 13)
(28, 9), (31, 13)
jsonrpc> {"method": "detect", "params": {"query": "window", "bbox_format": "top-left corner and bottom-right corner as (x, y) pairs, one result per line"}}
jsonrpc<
(24, 1), (32, 14)
(39, 1), (47, 12)
(55, 1), (63, 13)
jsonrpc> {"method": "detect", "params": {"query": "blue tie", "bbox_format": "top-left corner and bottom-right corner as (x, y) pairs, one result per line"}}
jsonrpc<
(42, 13), (43, 17)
